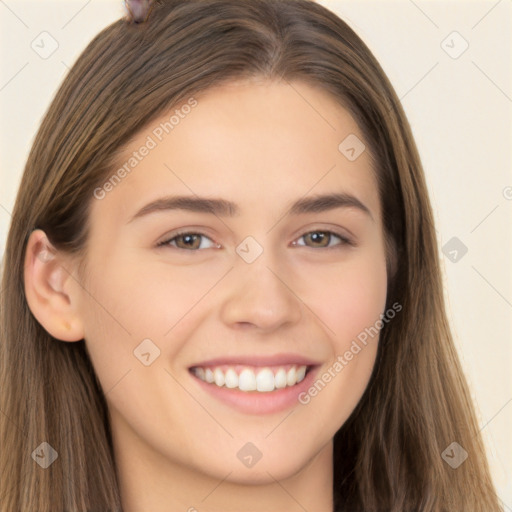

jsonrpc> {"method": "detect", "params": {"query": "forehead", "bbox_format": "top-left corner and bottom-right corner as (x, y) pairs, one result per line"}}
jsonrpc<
(90, 79), (380, 228)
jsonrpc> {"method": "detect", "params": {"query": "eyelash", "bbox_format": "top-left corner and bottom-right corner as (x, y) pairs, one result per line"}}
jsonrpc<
(156, 229), (354, 251)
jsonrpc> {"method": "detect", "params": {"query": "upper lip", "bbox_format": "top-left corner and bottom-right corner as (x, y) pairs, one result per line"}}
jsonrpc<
(189, 353), (322, 368)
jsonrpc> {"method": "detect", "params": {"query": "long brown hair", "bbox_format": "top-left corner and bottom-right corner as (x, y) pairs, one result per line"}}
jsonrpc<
(0, 1), (502, 510)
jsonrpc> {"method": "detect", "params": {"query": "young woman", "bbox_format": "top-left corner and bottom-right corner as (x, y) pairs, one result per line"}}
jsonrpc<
(0, 0), (503, 510)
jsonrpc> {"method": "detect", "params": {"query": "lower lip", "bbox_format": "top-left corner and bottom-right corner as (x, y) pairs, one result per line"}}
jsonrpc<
(189, 366), (320, 415)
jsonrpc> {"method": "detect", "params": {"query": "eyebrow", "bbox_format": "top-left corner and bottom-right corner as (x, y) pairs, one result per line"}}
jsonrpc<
(128, 192), (374, 223)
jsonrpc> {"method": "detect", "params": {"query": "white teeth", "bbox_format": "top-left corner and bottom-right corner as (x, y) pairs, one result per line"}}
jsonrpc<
(256, 368), (275, 392)
(224, 368), (238, 389)
(205, 368), (214, 383)
(286, 366), (297, 386)
(274, 368), (287, 389)
(238, 368), (257, 391)
(192, 364), (309, 392)
(214, 368), (225, 387)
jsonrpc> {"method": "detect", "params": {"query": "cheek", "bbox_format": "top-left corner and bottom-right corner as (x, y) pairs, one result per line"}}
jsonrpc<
(338, 264), (387, 338)
(77, 255), (222, 385)
(296, 251), (387, 431)
(83, 254), (208, 337)
(306, 249), (388, 347)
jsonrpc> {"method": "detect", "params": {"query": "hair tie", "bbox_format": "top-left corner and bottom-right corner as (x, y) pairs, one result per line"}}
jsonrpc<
(125, 0), (154, 24)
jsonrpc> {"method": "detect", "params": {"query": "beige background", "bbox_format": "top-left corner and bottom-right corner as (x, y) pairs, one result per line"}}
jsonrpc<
(1, 0), (511, 505)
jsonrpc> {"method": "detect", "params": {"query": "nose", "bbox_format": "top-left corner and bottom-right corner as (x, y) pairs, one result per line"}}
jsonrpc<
(218, 251), (303, 332)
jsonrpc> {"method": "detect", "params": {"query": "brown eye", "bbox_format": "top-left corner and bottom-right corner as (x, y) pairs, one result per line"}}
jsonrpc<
(157, 229), (352, 252)
(304, 231), (330, 248)
(174, 233), (202, 250)
(294, 230), (352, 249)
(157, 232), (218, 251)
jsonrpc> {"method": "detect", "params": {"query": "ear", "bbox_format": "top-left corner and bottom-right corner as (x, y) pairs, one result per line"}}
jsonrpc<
(24, 229), (85, 342)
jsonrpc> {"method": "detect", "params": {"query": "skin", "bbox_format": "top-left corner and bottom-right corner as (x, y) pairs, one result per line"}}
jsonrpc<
(24, 79), (388, 512)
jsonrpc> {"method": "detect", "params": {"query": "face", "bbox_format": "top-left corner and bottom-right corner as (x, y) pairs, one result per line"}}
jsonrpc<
(71, 80), (388, 486)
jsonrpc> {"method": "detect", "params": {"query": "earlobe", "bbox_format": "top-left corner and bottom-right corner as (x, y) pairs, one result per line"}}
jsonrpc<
(24, 229), (85, 342)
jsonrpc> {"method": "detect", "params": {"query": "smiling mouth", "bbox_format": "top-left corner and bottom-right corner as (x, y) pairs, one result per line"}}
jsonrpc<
(189, 364), (313, 393)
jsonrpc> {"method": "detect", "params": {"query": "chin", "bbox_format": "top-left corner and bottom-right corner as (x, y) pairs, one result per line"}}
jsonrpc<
(204, 446), (318, 485)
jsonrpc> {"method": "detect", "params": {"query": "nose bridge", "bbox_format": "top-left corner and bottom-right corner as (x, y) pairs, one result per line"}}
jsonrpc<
(218, 240), (302, 330)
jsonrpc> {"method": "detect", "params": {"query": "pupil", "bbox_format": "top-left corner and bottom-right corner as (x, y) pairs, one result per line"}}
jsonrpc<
(310, 232), (326, 246)
(183, 234), (198, 247)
